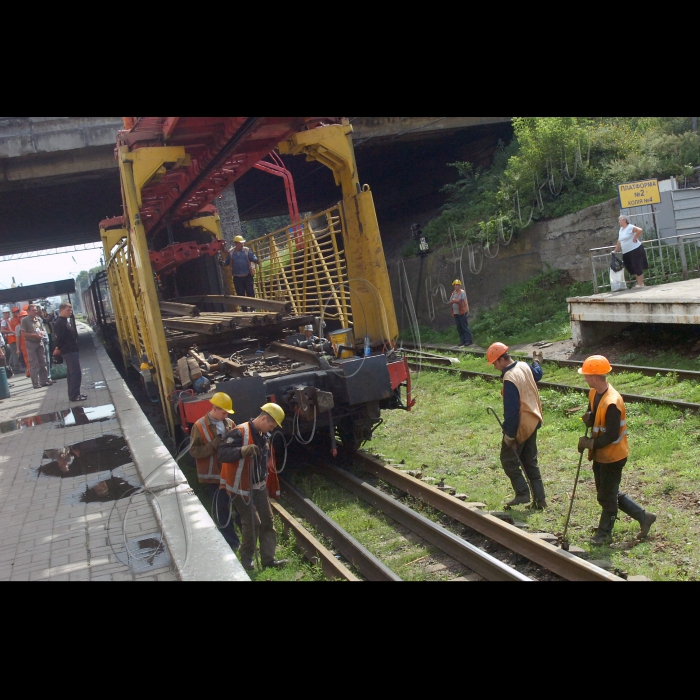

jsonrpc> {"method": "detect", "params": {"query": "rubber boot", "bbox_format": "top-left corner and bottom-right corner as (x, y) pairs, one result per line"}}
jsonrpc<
(591, 510), (617, 546)
(529, 479), (548, 511)
(619, 494), (656, 539)
(507, 492), (531, 507)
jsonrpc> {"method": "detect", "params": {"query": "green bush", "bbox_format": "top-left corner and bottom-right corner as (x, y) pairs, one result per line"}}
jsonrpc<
(421, 117), (700, 255)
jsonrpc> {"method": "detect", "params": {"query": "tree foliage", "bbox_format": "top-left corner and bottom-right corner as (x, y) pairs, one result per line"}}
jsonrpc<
(424, 117), (700, 251)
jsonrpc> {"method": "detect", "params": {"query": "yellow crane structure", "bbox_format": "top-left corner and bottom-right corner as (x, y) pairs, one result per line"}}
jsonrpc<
(99, 118), (405, 441)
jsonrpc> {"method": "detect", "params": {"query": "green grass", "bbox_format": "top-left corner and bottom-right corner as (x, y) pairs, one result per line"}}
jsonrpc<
(433, 352), (700, 406)
(368, 370), (700, 581)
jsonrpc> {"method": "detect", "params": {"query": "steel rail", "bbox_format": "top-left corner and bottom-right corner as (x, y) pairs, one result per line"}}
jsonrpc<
(280, 478), (401, 582)
(407, 363), (700, 413)
(403, 342), (700, 383)
(355, 453), (625, 583)
(270, 501), (360, 581)
(320, 463), (532, 582)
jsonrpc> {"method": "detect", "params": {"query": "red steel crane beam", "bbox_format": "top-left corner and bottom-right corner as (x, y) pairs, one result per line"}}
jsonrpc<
(117, 117), (338, 236)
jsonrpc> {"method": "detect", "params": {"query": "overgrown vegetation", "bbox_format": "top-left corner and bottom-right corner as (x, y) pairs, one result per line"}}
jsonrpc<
(423, 117), (700, 252)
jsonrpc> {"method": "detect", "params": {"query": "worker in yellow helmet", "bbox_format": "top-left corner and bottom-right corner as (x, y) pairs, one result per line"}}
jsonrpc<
(218, 403), (287, 571)
(487, 342), (547, 509)
(189, 392), (240, 551)
(446, 280), (472, 347)
(577, 356), (656, 545)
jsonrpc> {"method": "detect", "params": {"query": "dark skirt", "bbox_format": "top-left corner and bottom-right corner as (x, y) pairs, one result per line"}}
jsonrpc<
(623, 245), (649, 277)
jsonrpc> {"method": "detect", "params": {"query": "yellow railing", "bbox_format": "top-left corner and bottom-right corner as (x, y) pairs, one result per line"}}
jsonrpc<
(249, 204), (352, 329)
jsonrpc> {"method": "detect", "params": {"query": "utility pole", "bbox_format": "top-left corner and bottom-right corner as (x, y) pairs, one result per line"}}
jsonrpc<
(216, 183), (245, 248)
(693, 117), (698, 134)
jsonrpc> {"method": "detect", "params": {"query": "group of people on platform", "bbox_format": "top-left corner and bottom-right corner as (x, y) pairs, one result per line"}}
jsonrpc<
(0, 302), (86, 402)
(189, 395), (289, 572)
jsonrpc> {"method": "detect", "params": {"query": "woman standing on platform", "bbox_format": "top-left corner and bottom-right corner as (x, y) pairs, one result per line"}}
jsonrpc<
(615, 216), (648, 288)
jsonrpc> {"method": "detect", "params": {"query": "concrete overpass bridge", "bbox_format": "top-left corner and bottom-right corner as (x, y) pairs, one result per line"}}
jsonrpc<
(0, 116), (512, 256)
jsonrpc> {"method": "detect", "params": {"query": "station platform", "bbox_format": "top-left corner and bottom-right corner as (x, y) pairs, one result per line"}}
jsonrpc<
(568, 278), (700, 346)
(0, 325), (249, 582)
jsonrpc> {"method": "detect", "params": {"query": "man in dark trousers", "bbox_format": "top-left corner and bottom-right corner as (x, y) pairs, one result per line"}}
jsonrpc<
(446, 280), (473, 347)
(221, 235), (259, 311)
(218, 403), (287, 572)
(577, 355), (657, 545)
(53, 303), (87, 402)
(487, 342), (547, 510)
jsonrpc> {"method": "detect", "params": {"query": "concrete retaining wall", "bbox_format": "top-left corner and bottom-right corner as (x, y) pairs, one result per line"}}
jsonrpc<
(388, 197), (620, 332)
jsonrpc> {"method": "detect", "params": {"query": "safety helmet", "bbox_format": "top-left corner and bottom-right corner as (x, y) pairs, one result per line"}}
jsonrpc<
(261, 403), (285, 427)
(453, 280), (463, 286)
(233, 235), (246, 244)
(210, 392), (235, 414)
(487, 342), (509, 365)
(22, 305), (29, 311)
(1, 307), (9, 313)
(11, 307), (19, 313)
(305, 325), (314, 332)
(578, 356), (612, 376)
(19, 311), (27, 317)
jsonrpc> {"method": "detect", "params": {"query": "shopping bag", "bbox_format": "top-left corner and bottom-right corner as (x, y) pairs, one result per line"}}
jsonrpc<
(610, 267), (627, 292)
(51, 364), (68, 380)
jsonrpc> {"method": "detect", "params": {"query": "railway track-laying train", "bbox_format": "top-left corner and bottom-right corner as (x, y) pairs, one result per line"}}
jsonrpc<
(85, 117), (413, 454)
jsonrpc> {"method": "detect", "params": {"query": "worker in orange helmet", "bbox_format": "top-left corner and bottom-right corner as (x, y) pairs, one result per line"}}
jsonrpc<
(487, 342), (547, 509)
(188, 392), (240, 551)
(577, 356), (656, 545)
(446, 280), (473, 347)
(218, 403), (287, 572)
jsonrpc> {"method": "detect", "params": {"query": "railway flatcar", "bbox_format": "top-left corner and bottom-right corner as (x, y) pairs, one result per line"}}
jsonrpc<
(98, 118), (413, 452)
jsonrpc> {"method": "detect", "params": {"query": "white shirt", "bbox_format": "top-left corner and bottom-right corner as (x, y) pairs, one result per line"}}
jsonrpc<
(618, 224), (642, 255)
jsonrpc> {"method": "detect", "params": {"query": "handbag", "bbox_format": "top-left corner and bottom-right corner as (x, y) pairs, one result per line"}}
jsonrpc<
(610, 253), (624, 273)
(51, 364), (68, 380)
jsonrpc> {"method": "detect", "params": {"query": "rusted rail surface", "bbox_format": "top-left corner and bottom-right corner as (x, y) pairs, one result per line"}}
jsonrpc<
(280, 478), (401, 582)
(271, 501), (359, 582)
(355, 453), (625, 583)
(320, 463), (532, 582)
(407, 362), (700, 413)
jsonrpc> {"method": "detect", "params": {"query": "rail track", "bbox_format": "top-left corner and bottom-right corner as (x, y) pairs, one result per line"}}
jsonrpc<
(402, 349), (700, 413)
(274, 454), (623, 582)
(403, 342), (700, 383)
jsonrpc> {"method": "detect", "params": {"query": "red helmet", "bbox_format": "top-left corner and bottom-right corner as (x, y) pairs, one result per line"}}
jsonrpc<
(487, 342), (509, 365)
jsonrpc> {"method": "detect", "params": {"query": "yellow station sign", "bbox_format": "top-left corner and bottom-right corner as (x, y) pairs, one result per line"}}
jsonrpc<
(618, 179), (661, 208)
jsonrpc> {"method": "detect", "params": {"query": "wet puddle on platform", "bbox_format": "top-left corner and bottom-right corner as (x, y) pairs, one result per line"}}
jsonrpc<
(1, 404), (116, 434)
(38, 434), (133, 478)
(81, 476), (138, 503)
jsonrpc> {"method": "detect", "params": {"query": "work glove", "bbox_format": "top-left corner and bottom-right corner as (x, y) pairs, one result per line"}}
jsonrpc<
(532, 351), (544, 365)
(241, 444), (262, 459)
(582, 412), (594, 429)
(578, 436), (595, 454)
(503, 435), (518, 450)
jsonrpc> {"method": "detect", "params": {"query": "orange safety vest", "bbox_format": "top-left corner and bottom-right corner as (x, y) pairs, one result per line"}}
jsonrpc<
(220, 422), (280, 500)
(193, 415), (234, 485)
(7, 317), (20, 344)
(450, 291), (469, 317)
(588, 385), (629, 464)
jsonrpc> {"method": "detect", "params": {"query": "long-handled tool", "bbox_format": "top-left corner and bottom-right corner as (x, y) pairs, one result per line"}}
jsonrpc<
(561, 426), (589, 552)
(487, 407), (535, 509)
